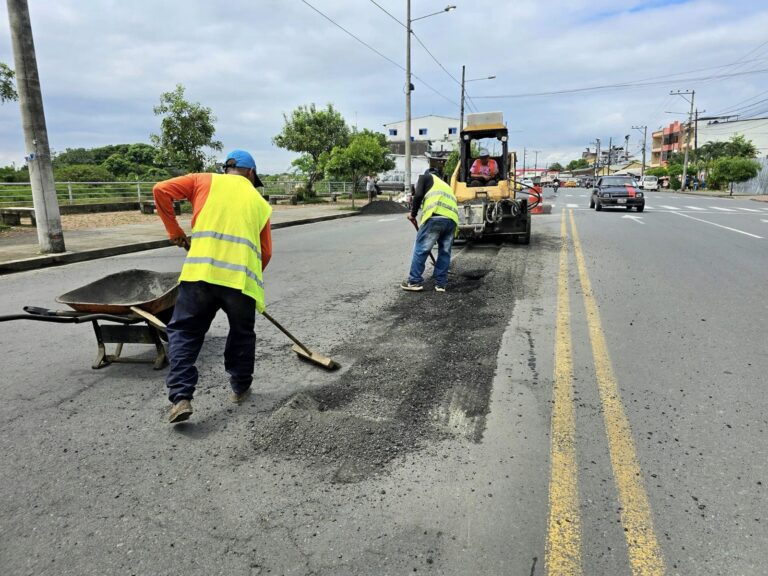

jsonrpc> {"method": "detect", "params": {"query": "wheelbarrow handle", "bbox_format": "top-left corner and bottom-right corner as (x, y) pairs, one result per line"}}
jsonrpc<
(23, 306), (81, 317)
(0, 307), (140, 324)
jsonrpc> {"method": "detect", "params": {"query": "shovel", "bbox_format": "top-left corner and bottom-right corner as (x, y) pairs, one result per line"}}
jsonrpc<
(262, 311), (339, 371)
(410, 218), (453, 275)
(177, 240), (339, 371)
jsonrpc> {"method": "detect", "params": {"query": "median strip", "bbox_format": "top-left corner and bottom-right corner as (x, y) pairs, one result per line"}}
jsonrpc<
(545, 210), (583, 575)
(569, 210), (666, 576)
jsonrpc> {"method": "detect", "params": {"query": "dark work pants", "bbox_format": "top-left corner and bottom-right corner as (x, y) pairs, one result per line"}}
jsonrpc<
(166, 281), (256, 403)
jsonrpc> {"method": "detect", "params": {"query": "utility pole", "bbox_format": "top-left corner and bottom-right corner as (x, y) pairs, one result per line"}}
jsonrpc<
(404, 0), (412, 197)
(7, 0), (64, 253)
(594, 138), (601, 179)
(459, 65), (465, 131)
(632, 125), (647, 179)
(671, 89), (695, 190)
(522, 147), (527, 177)
(607, 137), (612, 175)
(533, 150), (541, 174)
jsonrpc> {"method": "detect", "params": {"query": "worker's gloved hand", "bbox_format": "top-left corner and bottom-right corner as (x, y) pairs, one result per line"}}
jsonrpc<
(407, 214), (417, 224)
(170, 235), (190, 250)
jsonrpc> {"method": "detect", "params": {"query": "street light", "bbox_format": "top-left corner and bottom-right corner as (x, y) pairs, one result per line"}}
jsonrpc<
(405, 3), (456, 196)
(460, 68), (495, 131)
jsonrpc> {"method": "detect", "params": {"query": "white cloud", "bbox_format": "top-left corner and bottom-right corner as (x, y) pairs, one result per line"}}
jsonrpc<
(0, 0), (767, 173)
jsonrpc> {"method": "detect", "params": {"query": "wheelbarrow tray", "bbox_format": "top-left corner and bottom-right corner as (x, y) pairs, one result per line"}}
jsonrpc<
(56, 269), (179, 315)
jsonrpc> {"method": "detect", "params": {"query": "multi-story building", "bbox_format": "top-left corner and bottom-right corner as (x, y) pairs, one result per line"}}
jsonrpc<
(382, 115), (460, 184)
(650, 117), (768, 167)
(382, 115), (461, 147)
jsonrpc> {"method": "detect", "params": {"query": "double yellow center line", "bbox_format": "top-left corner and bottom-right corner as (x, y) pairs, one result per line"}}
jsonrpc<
(545, 210), (666, 575)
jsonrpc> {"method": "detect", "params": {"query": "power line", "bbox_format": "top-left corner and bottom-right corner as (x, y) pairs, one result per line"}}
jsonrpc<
(366, 0), (467, 109)
(475, 67), (768, 100)
(301, 0), (403, 70)
(300, 0), (459, 107)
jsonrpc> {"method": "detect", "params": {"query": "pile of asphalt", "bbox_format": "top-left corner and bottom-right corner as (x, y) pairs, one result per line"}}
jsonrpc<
(252, 244), (530, 483)
(357, 200), (408, 215)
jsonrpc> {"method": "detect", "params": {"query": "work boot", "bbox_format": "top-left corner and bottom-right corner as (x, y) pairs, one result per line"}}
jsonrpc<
(230, 387), (251, 404)
(400, 280), (423, 292)
(169, 399), (193, 423)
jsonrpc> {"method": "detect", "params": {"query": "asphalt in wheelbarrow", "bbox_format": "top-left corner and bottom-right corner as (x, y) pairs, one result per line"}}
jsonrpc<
(56, 269), (179, 315)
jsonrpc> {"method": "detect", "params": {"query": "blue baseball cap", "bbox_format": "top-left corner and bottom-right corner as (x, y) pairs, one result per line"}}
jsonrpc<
(224, 149), (264, 187)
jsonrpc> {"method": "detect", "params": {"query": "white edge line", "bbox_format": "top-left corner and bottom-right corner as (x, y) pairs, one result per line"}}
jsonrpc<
(672, 211), (763, 239)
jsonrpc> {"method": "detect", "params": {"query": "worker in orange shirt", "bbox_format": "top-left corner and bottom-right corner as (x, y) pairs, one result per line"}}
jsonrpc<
(153, 150), (272, 424)
(469, 149), (499, 186)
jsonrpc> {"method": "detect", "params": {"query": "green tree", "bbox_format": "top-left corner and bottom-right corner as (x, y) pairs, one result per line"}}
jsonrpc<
(709, 156), (761, 194)
(1, 62), (17, 103)
(725, 134), (758, 158)
(566, 158), (589, 171)
(667, 163), (683, 190)
(125, 143), (156, 166)
(54, 147), (95, 166)
(645, 167), (667, 178)
(548, 162), (564, 172)
(151, 84), (222, 173)
(54, 164), (114, 182)
(324, 130), (395, 195)
(0, 164), (29, 182)
(273, 103), (350, 196)
(102, 153), (134, 179)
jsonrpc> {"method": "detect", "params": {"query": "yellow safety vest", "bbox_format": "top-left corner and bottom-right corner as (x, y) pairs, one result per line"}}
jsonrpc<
(420, 174), (459, 227)
(180, 174), (272, 312)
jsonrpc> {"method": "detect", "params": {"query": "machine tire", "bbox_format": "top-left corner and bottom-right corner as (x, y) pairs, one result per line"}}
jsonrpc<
(595, 200), (603, 211)
(637, 205), (645, 212)
(589, 196), (595, 208)
(626, 206), (632, 211)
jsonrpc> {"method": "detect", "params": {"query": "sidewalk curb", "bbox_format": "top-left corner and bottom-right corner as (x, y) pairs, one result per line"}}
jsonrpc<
(0, 211), (359, 275)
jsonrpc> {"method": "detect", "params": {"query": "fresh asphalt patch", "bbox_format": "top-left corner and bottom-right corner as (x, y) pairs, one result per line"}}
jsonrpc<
(357, 200), (409, 215)
(251, 243), (530, 483)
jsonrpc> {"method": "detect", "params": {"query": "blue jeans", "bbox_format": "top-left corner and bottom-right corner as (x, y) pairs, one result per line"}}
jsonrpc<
(165, 281), (256, 403)
(408, 217), (456, 287)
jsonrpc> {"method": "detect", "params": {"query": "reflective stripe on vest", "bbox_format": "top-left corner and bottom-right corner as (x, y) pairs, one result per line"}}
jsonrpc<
(180, 173), (272, 312)
(421, 174), (459, 227)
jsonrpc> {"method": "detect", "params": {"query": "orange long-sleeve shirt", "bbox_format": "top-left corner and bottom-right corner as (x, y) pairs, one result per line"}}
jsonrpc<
(152, 173), (272, 269)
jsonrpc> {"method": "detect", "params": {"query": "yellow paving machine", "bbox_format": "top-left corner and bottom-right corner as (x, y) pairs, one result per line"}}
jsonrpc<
(449, 112), (539, 243)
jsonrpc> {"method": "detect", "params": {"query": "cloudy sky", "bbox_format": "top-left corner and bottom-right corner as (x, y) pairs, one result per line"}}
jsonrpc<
(1, 0), (767, 174)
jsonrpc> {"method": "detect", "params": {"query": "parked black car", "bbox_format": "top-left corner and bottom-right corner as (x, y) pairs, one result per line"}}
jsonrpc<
(589, 175), (645, 212)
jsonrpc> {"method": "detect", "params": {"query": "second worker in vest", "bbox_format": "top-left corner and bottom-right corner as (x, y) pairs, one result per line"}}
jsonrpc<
(153, 150), (273, 424)
(401, 158), (459, 293)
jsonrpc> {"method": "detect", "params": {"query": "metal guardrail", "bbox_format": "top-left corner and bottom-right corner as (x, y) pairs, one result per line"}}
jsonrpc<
(0, 181), (157, 207)
(0, 180), (356, 207)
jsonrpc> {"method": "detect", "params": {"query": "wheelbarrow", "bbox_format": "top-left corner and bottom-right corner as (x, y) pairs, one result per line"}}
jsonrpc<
(0, 269), (178, 369)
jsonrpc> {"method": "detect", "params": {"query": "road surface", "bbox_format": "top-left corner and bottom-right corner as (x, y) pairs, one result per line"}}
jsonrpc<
(1, 192), (766, 575)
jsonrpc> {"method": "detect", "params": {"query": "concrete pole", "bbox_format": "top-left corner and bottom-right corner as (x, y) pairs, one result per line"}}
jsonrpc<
(595, 138), (600, 179)
(607, 137), (612, 175)
(404, 0), (412, 197)
(7, 0), (64, 253)
(459, 65), (465, 132)
(681, 91), (695, 191)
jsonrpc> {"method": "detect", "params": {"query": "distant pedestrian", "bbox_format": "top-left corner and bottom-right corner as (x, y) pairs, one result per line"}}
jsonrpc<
(401, 158), (459, 293)
(153, 149), (273, 424)
(366, 174), (377, 202)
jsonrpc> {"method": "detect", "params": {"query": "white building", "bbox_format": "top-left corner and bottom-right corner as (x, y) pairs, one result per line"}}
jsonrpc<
(696, 117), (768, 156)
(383, 115), (460, 149)
(382, 115), (460, 185)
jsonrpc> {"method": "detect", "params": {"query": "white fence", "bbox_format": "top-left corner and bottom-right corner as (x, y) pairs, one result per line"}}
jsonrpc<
(0, 180), (356, 207)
